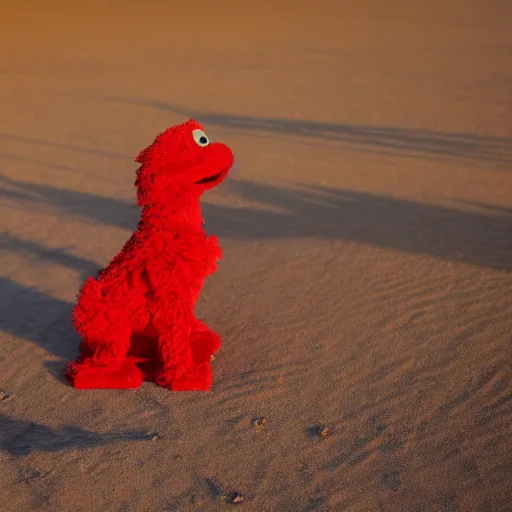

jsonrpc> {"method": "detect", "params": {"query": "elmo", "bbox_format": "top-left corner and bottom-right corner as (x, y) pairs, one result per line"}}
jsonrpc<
(66, 120), (234, 391)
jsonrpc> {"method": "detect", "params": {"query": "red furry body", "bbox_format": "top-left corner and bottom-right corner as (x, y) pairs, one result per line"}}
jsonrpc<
(66, 120), (234, 391)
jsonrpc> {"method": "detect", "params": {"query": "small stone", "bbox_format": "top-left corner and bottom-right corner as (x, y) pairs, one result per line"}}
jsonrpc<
(174, 455), (183, 461)
(146, 431), (160, 441)
(251, 417), (266, 431)
(223, 491), (245, 505)
(231, 493), (244, 504)
(0, 391), (13, 402)
(306, 425), (330, 440)
(210, 355), (215, 362)
(319, 427), (329, 438)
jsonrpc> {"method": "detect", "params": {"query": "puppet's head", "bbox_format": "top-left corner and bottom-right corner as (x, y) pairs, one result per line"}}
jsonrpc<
(134, 119), (234, 207)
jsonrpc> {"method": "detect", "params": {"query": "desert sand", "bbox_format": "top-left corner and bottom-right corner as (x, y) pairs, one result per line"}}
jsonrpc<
(1, 1), (511, 510)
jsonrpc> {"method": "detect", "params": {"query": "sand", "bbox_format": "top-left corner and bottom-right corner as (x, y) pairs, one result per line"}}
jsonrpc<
(1, 1), (511, 510)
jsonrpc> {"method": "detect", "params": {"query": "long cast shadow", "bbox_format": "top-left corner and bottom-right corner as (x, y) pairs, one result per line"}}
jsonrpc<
(0, 133), (128, 160)
(0, 234), (102, 361)
(0, 233), (101, 361)
(211, 180), (512, 271)
(102, 97), (512, 164)
(0, 233), (100, 282)
(1, 173), (510, 272)
(0, 152), (83, 173)
(0, 414), (153, 457)
(0, 277), (77, 360)
(0, 173), (139, 231)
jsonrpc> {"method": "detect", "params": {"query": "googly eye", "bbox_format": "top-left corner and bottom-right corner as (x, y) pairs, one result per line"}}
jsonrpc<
(192, 129), (209, 147)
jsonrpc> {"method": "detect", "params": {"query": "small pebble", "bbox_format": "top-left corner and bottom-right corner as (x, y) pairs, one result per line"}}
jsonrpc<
(251, 417), (266, 431)
(307, 425), (330, 440)
(0, 391), (13, 402)
(223, 491), (245, 505)
(319, 427), (329, 438)
(210, 479), (245, 505)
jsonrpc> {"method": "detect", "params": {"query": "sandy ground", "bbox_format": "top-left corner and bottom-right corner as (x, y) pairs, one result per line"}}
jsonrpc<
(1, 1), (511, 510)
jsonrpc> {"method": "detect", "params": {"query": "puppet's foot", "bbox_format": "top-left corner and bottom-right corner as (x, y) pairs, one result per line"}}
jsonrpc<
(171, 362), (213, 391)
(66, 358), (143, 389)
(190, 326), (221, 364)
(155, 362), (213, 391)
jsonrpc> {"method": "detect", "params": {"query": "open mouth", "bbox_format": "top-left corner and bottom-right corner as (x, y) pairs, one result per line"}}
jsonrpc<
(195, 172), (223, 184)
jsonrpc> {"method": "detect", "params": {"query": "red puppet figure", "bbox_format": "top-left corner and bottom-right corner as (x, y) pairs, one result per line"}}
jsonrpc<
(66, 120), (234, 391)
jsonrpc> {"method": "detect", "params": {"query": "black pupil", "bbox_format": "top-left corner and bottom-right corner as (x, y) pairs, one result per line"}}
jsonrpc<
(199, 136), (208, 145)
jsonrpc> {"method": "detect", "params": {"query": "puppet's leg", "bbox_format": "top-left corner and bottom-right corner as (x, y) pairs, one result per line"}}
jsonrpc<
(189, 318), (221, 364)
(153, 303), (212, 391)
(66, 286), (142, 389)
(172, 318), (216, 391)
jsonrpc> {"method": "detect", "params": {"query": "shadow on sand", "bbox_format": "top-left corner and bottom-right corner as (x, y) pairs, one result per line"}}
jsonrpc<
(0, 230), (101, 361)
(102, 97), (512, 164)
(0, 277), (77, 360)
(0, 414), (153, 457)
(1, 172), (510, 270)
(0, 133), (128, 160)
(0, 233), (100, 282)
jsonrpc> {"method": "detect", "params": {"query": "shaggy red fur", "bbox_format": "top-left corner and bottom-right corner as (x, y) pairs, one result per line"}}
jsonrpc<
(66, 120), (234, 391)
